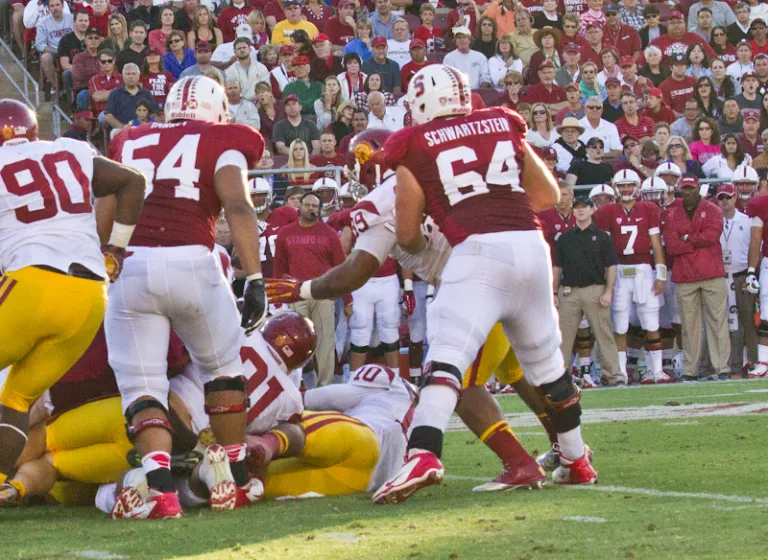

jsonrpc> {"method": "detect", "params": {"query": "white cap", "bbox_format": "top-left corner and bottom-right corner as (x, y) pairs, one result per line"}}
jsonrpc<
(236, 23), (252, 39)
(452, 26), (472, 37)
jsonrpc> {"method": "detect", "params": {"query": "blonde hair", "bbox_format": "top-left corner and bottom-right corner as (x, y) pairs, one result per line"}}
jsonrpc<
(107, 14), (128, 50)
(531, 102), (553, 132)
(194, 6), (216, 36)
(668, 135), (693, 162)
(247, 9), (266, 30)
(286, 139), (314, 184)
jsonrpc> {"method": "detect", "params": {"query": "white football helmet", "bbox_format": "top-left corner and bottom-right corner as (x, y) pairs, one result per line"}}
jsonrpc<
(588, 184), (616, 209)
(407, 64), (473, 125)
(165, 76), (228, 124)
(732, 164), (759, 201)
(612, 169), (642, 202)
(654, 162), (682, 193)
(640, 176), (668, 205)
(312, 177), (340, 216)
(248, 177), (273, 212)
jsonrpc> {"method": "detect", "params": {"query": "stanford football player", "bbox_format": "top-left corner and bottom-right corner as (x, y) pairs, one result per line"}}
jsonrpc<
(745, 172), (768, 378)
(103, 76), (268, 519)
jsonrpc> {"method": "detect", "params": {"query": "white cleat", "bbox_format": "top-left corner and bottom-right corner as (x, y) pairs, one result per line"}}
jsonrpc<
(640, 370), (657, 385)
(747, 362), (768, 378)
(536, 443), (561, 472)
(655, 371), (673, 384)
(200, 444), (238, 511)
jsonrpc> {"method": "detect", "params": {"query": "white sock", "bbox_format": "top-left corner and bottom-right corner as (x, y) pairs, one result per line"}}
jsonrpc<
(744, 346), (749, 366)
(649, 349), (663, 374)
(558, 427), (586, 460)
(642, 349), (652, 369)
(579, 356), (592, 367)
(411, 384), (458, 433)
(302, 371), (317, 390)
(410, 367), (422, 379)
(618, 351), (627, 376)
(759, 344), (768, 364)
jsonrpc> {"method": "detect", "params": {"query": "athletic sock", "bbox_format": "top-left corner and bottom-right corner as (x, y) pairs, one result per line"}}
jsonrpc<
(557, 427), (586, 460)
(142, 451), (174, 493)
(758, 344), (768, 364)
(409, 367), (422, 381)
(618, 351), (627, 376)
(224, 444), (249, 486)
(481, 421), (529, 469)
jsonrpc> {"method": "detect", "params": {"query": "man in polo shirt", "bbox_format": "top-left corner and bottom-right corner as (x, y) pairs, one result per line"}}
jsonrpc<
(738, 109), (764, 159)
(104, 62), (157, 131)
(615, 91), (655, 142)
(556, 42), (581, 87)
(273, 94), (321, 156)
(522, 60), (565, 109)
(659, 54), (696, 117)
(602, 4), (642, 61)
(362, 36), (402, 93)
(283, 55), (323, 115)
(271, 0), (318, 45)
(88, 48), (122, 123)
(401, 39), (432, 90)
(579, 22), (605, 70)
(71, 27), (102, 111)
(181, 41), (226, 82)
(579, 95), (623, 157)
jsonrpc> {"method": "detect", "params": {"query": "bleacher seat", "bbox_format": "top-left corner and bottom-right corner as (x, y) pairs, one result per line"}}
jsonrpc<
(434, 12), (449, 32)
(403, 14), (421, 33)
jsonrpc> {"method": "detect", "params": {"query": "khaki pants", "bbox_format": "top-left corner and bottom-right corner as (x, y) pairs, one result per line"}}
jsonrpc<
(676, 277), (731, 378)
(558, 285), (623, 384)
(733, 273), (758, 366)
(292, 299), (336, 387)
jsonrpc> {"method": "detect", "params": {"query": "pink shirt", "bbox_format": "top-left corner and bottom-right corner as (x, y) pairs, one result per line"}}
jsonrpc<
(688, 141), (721, 166)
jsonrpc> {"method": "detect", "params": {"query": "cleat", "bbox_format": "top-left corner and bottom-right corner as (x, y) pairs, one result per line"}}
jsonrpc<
(640, 370), (656, 385)
(144, 490), (183, 519)
(552, 453), (598, 485)
(472, 459), (546, 492)
(655, 371), (673, 384)
(536, 443), (561, 472)
(234, 478), (264, 508)
(747, 362), (768, 378)
(581, 375), (598, 389)
(201, 444), (238, 511)
(112, 488), (182, 520)
(499, 385), (515, 395)
(372, 449), (444, 505)
(0, 482), (21, 507)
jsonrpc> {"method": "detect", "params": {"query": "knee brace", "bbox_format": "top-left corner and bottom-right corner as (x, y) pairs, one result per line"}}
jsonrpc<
(349, 343), (369, 354)
(758, 321), (768, 338)
(576, 332), (593, 352)
(539, 373), (581, 433)
(381, 341), (400, 353)
(644, 336), (662, 352)
(125, 399), (173, 442)
(203, 376), (248, 416)
(422, 361), (462, 395)
(628, 324), (645, 338)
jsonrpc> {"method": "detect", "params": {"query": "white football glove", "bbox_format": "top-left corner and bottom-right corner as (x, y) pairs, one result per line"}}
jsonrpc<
(746, 268), (760, 295)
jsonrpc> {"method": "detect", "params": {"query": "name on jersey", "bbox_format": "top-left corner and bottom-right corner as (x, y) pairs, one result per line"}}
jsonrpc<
(424, 117), (510, 147)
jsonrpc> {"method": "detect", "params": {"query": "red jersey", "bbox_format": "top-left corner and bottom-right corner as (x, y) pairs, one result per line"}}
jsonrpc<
(658, 76), (696, 114)
(141, 71), (175, 105)
(521, 83), (566, 105)
(537, 208), (575, 259)
(594, 201), (661, 266)
(401, 60), (435, 91)
(413, 26), (445, 54)
(614, 115), (656, 140)
(602, 24), (642, 59)
(324, 16), (355, 46)
(384, 106), (538, 246)
(750, 40), (768, 57)
(310, 152), (346, 171)
(640, 105), (676, 125)
(746, 195), (768, 258)
(218, 5), (251, 43)
(648, 33), (716, 65)
(110, 120), (264, 250)
(273, 220), (347, 280)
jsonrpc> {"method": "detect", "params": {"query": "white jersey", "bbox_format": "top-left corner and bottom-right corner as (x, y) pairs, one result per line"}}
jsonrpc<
(304, 364), (414, 491)
(351, 174), (451, 285)
(0, 138), (106, 278)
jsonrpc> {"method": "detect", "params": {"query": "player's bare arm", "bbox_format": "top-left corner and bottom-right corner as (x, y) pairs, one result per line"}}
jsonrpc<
(521, 142), (560, 212)
(649, 233), (666, 296)
(746, 218), (763, 294)
(395, 165), (427, 254)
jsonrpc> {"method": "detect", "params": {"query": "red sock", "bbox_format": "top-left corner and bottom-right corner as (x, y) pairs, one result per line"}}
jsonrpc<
(481, 421), (530, 469)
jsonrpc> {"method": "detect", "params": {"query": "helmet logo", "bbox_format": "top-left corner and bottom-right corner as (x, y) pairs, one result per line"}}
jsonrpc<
(2, 125), (25, 140)
(186, 99), (198, 110)
(281, 345), (294, 357)
(354, 142), (373, 165)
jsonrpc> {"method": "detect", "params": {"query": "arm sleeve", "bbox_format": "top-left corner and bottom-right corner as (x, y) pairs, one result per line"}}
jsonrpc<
(688, 204), (724, 248)
(34, 20), (46, 52)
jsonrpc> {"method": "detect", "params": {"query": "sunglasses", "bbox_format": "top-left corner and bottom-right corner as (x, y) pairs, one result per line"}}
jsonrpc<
(171, 38), (183, 43)
(718, 194), (734, 200)
(587, 105), (602, 110)
(669, 144), (683, 149)
(533, 109), (547, 115)
(754, 25), (766, 30)
(100, 58), (113, 63)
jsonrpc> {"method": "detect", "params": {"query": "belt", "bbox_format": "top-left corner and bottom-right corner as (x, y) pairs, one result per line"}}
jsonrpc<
(732, 269), (749, 278)
(34, 264), (103, 282)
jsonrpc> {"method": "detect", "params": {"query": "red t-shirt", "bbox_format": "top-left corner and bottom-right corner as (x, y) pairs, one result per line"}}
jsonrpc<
(218, 5), (252, 43)
(751, 40), (768, 56)
(521, 83), (566, 104)
(579, 45), (605, 71)
(263, 0), (287, 26)
(614, 115), (656, 140)
(141, 71), (175, 105)
(413, 25), (445, 54)
(658, 75), (696, 114)
(273, 220), (347, 280)
(640, 105), (676, 124)
(89, 12), (109, 37)
(324, 16), (355, 46)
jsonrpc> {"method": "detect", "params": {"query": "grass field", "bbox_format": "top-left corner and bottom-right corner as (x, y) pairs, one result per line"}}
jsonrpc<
(5, 379), (768, 560)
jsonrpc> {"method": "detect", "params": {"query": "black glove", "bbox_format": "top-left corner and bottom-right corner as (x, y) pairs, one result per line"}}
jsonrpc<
(241, 276), (268, 335)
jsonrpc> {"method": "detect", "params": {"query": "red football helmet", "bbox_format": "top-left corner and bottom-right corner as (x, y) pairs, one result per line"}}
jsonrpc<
(0, 100), (38, 147)
(261, 311), (317, 371)
(346, 128), (393, 190)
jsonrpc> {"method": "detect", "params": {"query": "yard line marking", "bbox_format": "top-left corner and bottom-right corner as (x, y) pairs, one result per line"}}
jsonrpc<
(662, 421), (700, 426)
(74, 552), (128, 560)
(322, 532), (360, 543)
(445, 476), (768, 504)
(662, 392), (746, 399)
(562, 516), (608, 523)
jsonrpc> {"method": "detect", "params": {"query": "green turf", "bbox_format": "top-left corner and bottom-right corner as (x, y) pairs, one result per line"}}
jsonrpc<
(4, 381), (768, 560)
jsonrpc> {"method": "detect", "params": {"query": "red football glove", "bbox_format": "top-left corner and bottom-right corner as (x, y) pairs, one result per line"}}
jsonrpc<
(265, 277), (303, 304)
(402, 290), (416, 316)
(102, 245), (126, 283)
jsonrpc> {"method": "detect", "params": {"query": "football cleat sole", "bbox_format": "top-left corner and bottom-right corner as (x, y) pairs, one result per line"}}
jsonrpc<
(204, 444), (238, 512)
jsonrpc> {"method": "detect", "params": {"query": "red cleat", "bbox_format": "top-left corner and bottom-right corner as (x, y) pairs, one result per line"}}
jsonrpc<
(144, 490), (184, 519)
(234, 478), (265, 508)
(112, 488), (183, 520)
(472, 458), (546, 492)
(552, 453), (598, 485)
(372, 450), (444, 505)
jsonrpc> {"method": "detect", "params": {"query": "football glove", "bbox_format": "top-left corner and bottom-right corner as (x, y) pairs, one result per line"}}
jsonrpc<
(241, 275), (268, 335)
(265, 277), (304, 304)
(746, 269), (760, 295)
(102, 245), (126, 283)
(401, 290), (416, 316)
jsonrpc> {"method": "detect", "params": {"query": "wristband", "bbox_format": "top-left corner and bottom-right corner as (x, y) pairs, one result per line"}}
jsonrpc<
(404, 279), (414, 291)
(107, 222), (136, 249)
(749, 267), (756, 274)
(246, 273), (263, 282)
(299, 280), (314, 301)
(655, 264), (667, 282)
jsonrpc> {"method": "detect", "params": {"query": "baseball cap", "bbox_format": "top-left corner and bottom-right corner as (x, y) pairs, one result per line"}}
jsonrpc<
(283, 0), (302, 7)
(236, 23), (252, 38)
(668, 10), (684, 20)
(751, 17), (766, 27)
(670, 53), (687, 64)
(284, 94), (300, 104)
(573, 195), (594, 208)
(679, 176), (700, 189)
(586, 137), (605, 148)
(539, 60), (555, 70)
(585, 21), (602, 30)
(716, 183), (736, 198)
(738, 39), (752, 48)
(622, 135), (640, 146)
(195, 40), (212, 52)
(280, 44), (295, 55)
(649, 87), (663, 97)
(313, 33), (330, 43)
(292, 55), (309, 65)
(620, 56), (634, 67)
(73, 110), (96, 120)
(604, 4), (619, 14)
(372, 36), (388, 47)
(85, 27), (101, 36)
(743, 108), (760, 121)
(565, 83), (579, 91)
(605, 77), (621, 87)
(452, 26), (472, 37)
(541, 146), (557, 160)
(564, 41), (579, 53)
(409, 38), (426, 50)
(742, 72), (759, 81)
(146, 47), (161, 56)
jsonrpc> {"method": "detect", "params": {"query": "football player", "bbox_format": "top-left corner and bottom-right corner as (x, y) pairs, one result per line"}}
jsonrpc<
(595, 170), (669, 385)
(734, 164), (760, 212)
(249, 177), (273, 223)
(745, 172), (768, 377)
(588, 184), (616, 209)
(312, 177), (342, 219)
(381, 65), (594, 503)
(0, 99), (146, 501)
(103, 75), (268, 518)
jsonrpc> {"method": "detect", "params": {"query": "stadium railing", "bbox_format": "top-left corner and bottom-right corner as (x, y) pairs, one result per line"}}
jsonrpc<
(0, 34), (40, 109)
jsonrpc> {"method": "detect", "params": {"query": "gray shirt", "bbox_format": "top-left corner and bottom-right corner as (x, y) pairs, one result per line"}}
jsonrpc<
(35, 13), (73, 52)
(688, 1), (737, 30)
(369, 11), (395, 39)
(670, 117), (695, 143)
(179, 64), (225, 83)
(361, 57), (402, 92)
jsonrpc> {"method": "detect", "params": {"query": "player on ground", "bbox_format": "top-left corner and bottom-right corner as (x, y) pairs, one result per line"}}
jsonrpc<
(0, 99), (146, 500)
(104, 76), (268, 519)
(595, 170), (669, 385)
(376, 65), (595, 504)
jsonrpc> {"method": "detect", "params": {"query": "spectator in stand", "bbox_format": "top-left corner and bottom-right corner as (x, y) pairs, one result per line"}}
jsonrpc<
(117, 20), (148, 73)
(344, 18), (374, 62)
(224, 37), (269, 99)
(89, 48), (122, 122)
(387, 18), (412, 68)
(579, 62), (605, 103)
(163, 33), (198, 79)
(555, 42), (581, 88)
(270, 44), (297, 99)
(179, 40), (226, 81)
(579, 22), (605, 72)
(126, 0), (158, 30)
(338, 52), (366, 100)
(649, 11), (717, 66)
(272, 0), (318, 45)
(225, 79), (261, 129)
(727, 2), (752, 46)
(526, 103), (559, 148)
(527, 26), (562, 86)
(522, 60), (566, 109)
(255, 82), (285, 141)
(671, 99), (700, 143)
(104, 62), (157, 131)
(619, 0), (644, 32)
(314, 75), (343, 129)
(283, 186), (305, 208)
(694, 77), (724, 120)
(283, 139), (315, 185)
(274, 94), (321, 155)
(755, 55), (768, 97)
(760, 92), (768, 131)
(750, 18), (768, 56)
(290, 29), (314, 59)
(602, 4), (643, 62)
(533, 0), (562, 32)
(738, 109), (763, 158)
(303, 0), (332, 33)
(579, 0), (605, 35)
(642, 87), (676, 125)
(555, 84), (585, 124)
(711, 59), (740, 101)
(749, 0), (768, 29)
(273, 191), (347, 387)
(246, 10), (270, 50)
(339, 108), (369, 152)
(703, 133), (753, 179)
(366, 91), (405, 131)
(102, 14), (128, 54)
(447, 0), (480, 40)
(735, 73), (762, 111)
(472, 16), (498, 60)
(509, 8), (537, 67)
(173, 0), (200, 36)
(212, 24), (260, 71)
(330, 100), (355, 146)
(602, 78), (624, 122)
(663, 177), (730, 382)
(689, 117), (722, 165)
(567, 137), (615, 186)
(72, 27), (102, 111)
(689, 0), (737, 31)
(501, 70), (523, 109)
(667, 136), (706, 178)
(260, 44), (280, 70)
(63, 110), (96, 141)
(615, 91), (655, 142)
(579, 95), (622, 156)
(753, 130), (768, 170)
(325, 0), (356, 48)
(310, 131), (346, 171)
(711, 25), (737, 64)
(612, 135), (659, 177)
(686, 43), (712, 81)
(148, 6), (174, 55)
(488, 36), (522, 91)
(691, 7), (715, 43)
(141, 49), (174, 106)
(413, 3), (443, 54)
(88, 0), (109, 37)
(219, 0), (252, 43)
(539, 146), (562, 179)
(362, 36), (402, 92)
(310, 34), (343, 82)
(620, 58), (648, 98)
(638, 45), (668, 88)
(660, 54), (697, 117)
(126, 99), (155, 127)
(727, 41), (754, 83)
(653, 122), (670, 158)
(264, 0), (288, 31)
(552, 117), (587, 173)
(283, 55), (323, 115)
(401, 39), (433, 90)
(597, 48), (622, 89)
(188, 6), (223, 51)
(370, 0), (396, 40)
(717, 97), (743, 137)
(354, 72), (396, 110)
(54, 9), (87, 103)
